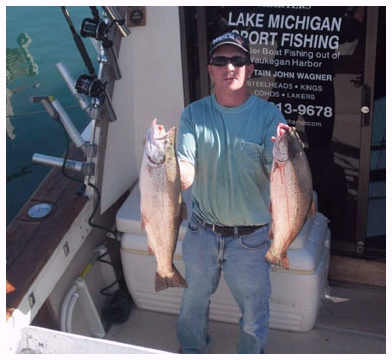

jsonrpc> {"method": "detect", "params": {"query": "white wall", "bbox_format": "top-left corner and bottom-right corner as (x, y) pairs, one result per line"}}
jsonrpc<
(100, 7), (185, 213)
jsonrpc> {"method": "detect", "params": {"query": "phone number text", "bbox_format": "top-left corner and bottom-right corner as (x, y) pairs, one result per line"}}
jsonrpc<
(275, 103), (333, 118)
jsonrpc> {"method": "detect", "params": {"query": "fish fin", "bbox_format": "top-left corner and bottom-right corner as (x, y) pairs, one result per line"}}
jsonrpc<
(181, 201), (187, 221)
(148, 245), (155, 256)
(267, 221), (274, 240)
(265, 249), (290, 269)
(281, 254), (290, 269)
(141, 212), (146, 230)
(155, 274), (168, 292)
(155, 266), (188, 292)
(307, 199), (317, 219)
(270, 162), (278, 180)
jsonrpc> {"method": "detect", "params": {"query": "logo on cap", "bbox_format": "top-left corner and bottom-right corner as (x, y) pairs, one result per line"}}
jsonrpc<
(209, 32), (250, 56)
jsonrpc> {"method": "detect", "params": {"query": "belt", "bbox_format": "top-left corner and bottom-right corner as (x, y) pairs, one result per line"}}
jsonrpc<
(205, 223), (265, 236)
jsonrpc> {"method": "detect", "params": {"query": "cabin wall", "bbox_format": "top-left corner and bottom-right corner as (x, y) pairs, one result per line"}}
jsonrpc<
(100, 6), (185, 213)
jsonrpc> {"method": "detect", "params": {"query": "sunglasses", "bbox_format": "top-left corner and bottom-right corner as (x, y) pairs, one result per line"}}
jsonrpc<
(210, 56), (250, 67)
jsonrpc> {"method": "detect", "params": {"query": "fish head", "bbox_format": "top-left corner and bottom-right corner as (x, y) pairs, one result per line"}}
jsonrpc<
(273, 127), (304, 162)
(144, 119), (170, 165)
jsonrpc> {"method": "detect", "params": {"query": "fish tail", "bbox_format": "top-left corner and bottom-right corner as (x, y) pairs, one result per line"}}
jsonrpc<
(154, 266), (188, 292)
(265, 249), (290, 269)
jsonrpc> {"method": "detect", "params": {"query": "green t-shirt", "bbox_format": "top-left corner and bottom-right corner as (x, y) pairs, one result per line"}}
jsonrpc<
(177, 94), (286, 227)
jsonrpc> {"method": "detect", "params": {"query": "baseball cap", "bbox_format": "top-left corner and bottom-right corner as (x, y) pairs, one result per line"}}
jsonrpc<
(209, 32), (250, 57)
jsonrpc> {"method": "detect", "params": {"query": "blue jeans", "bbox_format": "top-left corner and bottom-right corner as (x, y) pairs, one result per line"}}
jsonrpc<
(177, 214), (271, 354)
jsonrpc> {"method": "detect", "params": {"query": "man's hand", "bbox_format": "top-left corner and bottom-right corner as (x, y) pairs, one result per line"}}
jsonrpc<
(179, 160), (195, 190)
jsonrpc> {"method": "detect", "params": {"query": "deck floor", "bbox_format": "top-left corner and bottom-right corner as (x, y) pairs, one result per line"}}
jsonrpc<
(105, 282), (386, 354)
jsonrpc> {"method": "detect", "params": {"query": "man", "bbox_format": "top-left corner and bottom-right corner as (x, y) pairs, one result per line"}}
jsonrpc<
(176, 32), (288, 354)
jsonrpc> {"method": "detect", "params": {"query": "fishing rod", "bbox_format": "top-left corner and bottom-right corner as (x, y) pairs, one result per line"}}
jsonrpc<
(61, 6), (96, 77)
(80, 6), (130, 80)
(89, 6), (100, 22)
(30, 7), (132, 202)
(60, 6), (116, 121)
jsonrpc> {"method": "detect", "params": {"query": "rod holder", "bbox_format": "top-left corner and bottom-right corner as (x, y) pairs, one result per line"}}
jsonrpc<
(56, 62), (91, 114)
(30, 96), (91, 151)
(91, 89), (117, 122)
(101, 45), (122, 80)
(32, 153), (95, 176)
(51, 99), (86, 149)
(102, 6), (131, 37)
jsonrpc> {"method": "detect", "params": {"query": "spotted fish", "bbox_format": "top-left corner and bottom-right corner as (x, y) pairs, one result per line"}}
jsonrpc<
(139, 119), (187, 291)
(266, 125), (315, 269)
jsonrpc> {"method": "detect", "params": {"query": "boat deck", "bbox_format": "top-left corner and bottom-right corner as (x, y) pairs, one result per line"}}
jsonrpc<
(105, 281), (386, 354)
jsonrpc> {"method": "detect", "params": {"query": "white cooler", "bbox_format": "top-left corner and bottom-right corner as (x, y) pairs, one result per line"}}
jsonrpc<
(116, 183), (330, 332)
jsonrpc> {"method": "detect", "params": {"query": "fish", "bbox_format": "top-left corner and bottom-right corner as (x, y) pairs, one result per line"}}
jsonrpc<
(139, 119), (188, 292)
(265, 125), (315, 269)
